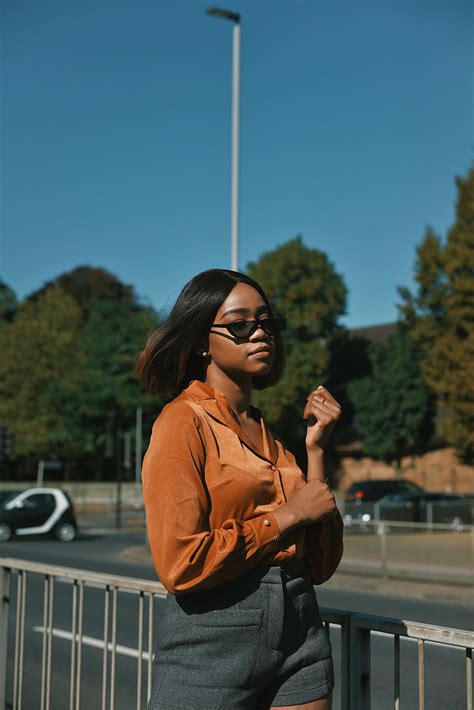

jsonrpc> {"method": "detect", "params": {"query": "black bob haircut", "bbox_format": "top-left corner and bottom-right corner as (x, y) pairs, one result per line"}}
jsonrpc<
(135, 269), (286, 397)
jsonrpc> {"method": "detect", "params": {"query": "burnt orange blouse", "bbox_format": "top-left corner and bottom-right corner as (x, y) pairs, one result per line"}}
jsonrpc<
(142, 379), (344, 595)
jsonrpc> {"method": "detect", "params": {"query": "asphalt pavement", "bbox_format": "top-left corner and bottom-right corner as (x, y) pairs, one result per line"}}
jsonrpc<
(1, 522), (473, 710)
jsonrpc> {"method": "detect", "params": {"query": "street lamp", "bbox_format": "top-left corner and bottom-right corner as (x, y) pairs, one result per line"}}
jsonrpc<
(206, 7), (241, 272)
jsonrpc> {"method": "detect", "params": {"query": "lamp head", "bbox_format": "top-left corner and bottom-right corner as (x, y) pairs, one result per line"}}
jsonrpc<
(206, 7), (240, 22)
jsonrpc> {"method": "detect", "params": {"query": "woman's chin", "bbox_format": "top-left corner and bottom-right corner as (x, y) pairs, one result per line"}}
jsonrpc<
(249, 360), (272, 375)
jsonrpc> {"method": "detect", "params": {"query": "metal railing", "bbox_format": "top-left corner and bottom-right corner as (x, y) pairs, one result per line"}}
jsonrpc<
(343, 499), (474, 529)
(340, 518), (474, 585)
(0, 557), (473, 710)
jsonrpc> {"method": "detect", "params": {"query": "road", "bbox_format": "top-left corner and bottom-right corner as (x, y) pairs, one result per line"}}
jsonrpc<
(0, 525), (472, 710)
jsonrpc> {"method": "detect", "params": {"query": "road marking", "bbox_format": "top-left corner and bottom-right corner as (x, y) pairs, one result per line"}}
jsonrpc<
(33, 626), (151, 660)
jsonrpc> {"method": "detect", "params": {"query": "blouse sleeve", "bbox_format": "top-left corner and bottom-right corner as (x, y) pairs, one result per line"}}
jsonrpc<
(304, 509), (344, 585)
(141, 401), (282, 595)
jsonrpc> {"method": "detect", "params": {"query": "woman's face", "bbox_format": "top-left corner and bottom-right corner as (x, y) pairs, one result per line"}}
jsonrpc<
(205, 282), (275, 382)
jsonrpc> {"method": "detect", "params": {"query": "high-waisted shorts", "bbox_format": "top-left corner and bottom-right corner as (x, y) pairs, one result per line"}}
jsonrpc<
(148, 557), (334, 709)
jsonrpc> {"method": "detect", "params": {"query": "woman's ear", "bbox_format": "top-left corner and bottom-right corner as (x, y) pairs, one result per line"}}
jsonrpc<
(195, 336), (209, 357)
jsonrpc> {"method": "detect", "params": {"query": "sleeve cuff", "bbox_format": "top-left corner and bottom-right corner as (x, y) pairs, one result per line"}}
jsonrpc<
(247, 511), (282, 550)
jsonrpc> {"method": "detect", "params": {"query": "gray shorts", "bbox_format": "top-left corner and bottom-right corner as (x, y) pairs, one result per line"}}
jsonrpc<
(148, 557), (334, 709)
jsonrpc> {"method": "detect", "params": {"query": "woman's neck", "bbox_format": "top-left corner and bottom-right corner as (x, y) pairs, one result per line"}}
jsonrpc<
(204, 373), (252, 418)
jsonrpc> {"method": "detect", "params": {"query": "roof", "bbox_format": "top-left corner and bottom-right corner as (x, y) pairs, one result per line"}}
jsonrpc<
(347, 322), (398, 344)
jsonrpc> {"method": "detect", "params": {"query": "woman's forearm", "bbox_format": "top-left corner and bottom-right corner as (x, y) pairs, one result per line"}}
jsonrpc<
(306, 445), (326, 482)
(272, 447), (328, 536)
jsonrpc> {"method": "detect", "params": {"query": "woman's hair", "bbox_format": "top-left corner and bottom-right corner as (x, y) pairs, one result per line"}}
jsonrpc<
(135, 269), (285, 396)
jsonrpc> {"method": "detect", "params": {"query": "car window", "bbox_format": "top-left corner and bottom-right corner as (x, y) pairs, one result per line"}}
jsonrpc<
(384, 493), (417, 502)
(380, 493), (401, 502)
(23, 493), (56, 510)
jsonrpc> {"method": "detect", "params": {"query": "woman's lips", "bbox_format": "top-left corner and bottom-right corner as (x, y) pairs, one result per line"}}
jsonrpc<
(249, 348), (272, 357)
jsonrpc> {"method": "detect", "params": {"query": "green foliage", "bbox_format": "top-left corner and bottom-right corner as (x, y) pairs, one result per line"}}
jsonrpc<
(75, 299), (160, 461)
(0, 266), (162, 478)
(0, 287), (84, 458)
(398, 168), (474, 463)
(30, 265), (136, 313)
(0, 282), (17, 328)
(348, 330), (435, 463)
(325, 329), (373, 445)
(247, 236), (347, 463)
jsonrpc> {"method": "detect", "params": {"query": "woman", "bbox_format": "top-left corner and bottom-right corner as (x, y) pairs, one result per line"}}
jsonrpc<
(136, 269), (344, 710)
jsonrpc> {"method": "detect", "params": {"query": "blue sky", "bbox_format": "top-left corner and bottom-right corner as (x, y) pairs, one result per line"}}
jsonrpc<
(1, 0), (472, 328)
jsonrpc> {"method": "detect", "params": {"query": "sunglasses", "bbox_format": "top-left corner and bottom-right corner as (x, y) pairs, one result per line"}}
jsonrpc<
(210, 316), (286, 339)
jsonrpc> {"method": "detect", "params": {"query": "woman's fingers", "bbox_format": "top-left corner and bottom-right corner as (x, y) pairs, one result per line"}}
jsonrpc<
(305, 387), (341, 417)
(304, 396), (339, 419)
(304, 401), (334, 424)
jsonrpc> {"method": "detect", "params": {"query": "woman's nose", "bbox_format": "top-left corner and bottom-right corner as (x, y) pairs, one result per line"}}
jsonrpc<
(249, 323), (270, 339)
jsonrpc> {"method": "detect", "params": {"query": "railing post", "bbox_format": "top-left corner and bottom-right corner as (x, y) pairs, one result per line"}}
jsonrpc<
(0, 564), (11, 710)
(373, 501), (380, 522)
(427, 502), (433, 531)
(471, 525), (474, 579)
(340, 614), (351, 710)
(378, 525), (388, 580)
(350, 615), (371, 709)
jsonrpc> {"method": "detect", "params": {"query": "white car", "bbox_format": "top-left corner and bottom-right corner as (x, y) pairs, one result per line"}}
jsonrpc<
(0, 487), (78, 542)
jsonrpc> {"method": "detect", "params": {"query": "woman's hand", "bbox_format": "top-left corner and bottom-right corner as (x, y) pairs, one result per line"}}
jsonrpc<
(271, 478), (338, 534)
(303, 385), (342, 451)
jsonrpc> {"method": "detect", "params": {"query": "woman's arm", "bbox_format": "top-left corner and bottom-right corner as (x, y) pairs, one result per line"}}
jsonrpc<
(306, 445), (326, 482)
(142, 401), (282, 595)
(303, 386), (344, 584)
(304, 510), (344, 585)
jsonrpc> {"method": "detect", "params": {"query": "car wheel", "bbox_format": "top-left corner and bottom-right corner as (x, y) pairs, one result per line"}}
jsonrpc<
(0, 523), (12, 542)
(54, 523), (76, 542)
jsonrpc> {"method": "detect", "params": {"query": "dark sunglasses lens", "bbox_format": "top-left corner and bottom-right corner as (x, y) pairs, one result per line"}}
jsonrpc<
(261, 317), (285, 335)
(228, 317), (285, 337)
(229, 321), (252, 337)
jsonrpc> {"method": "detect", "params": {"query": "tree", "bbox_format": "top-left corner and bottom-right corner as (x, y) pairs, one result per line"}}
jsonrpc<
(325, 330), (373, 446)
(398, 168), (474, 463)
(0, 282), (17, 328)
(30, 265), (136, 313)
(246, 236), (347, 466)
(32, 266), (163, 477)
(347, 329), (435, 467)
(0, 287), (84, 460)
(74, 298), (161, 478)
(0, 267), (163, 479)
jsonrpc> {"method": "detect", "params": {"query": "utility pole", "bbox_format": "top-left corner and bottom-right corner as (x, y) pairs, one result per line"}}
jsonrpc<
(115, 428), (122, 529)
(206, 7), (241, 271)
(135, 406), (143, 507)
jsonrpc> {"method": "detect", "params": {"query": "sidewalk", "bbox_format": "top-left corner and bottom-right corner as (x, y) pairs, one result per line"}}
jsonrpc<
(77, 508), (146, 535)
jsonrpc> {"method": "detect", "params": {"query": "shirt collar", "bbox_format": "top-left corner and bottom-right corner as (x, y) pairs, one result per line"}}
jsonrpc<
(181, 379), (276, 462)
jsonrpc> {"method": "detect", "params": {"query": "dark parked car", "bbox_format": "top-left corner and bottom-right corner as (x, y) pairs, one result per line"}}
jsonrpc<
(376, 491), (472, 528)
(0, 487), (78, 542)
(345, 479), (423, 503)
(344, 479), (424, 532)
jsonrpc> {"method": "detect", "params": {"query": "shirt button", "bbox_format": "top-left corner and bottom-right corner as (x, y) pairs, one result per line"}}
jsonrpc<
(263, 519), (271, 526)
(276, 498), (282, 505)
(271, 465), (277, 471)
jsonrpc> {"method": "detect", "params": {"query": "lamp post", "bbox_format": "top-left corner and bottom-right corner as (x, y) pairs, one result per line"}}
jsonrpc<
(206, 7), (241, 272)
